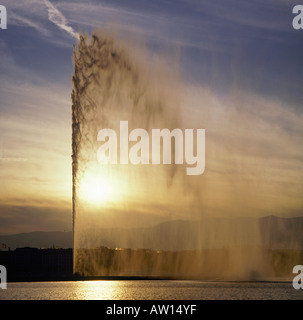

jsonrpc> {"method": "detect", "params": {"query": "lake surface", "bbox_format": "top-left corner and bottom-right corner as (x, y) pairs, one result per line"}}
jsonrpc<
(0, 280), (302, 300)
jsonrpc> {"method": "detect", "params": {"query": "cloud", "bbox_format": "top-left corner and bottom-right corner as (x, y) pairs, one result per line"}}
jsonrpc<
(0, 204), (71, 234)
(9, 12), (50, 36)
(0, 157), (28, 162)
(43, 0), (79, 40)
(0, 80), (72, 210)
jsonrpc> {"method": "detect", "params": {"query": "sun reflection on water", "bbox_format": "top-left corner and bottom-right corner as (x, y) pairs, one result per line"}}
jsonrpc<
(73, 281), (128, 300)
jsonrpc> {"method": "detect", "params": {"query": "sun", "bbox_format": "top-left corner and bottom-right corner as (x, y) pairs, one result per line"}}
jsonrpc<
(79, 171), (112, 205)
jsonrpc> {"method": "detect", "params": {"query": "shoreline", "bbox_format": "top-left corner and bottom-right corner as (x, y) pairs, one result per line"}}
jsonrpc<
(6, 275), (292, 283)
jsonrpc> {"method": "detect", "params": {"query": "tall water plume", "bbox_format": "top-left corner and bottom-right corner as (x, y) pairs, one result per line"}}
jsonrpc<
(71, 30), (183, 275)
(71, 30), (287, 280)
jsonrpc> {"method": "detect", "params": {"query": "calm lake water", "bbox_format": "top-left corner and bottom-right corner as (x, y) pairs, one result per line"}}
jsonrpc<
(0, 280), (302, 300)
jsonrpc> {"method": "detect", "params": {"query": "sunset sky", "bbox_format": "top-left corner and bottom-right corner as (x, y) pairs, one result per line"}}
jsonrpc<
(0, 0), (303, 234)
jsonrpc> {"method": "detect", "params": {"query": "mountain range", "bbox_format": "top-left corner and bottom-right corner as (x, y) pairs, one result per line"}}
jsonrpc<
(0, 215), (302, 251)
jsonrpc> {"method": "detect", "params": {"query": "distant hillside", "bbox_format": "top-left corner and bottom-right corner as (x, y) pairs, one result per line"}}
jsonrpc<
(0, 231), (73, 250)
(79, 216), (303, 250)
(0, 216), (302, 250)
(259, 215), (303, 249)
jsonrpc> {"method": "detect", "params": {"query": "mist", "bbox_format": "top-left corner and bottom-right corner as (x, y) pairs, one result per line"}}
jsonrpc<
(71, 30), (303, 280)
